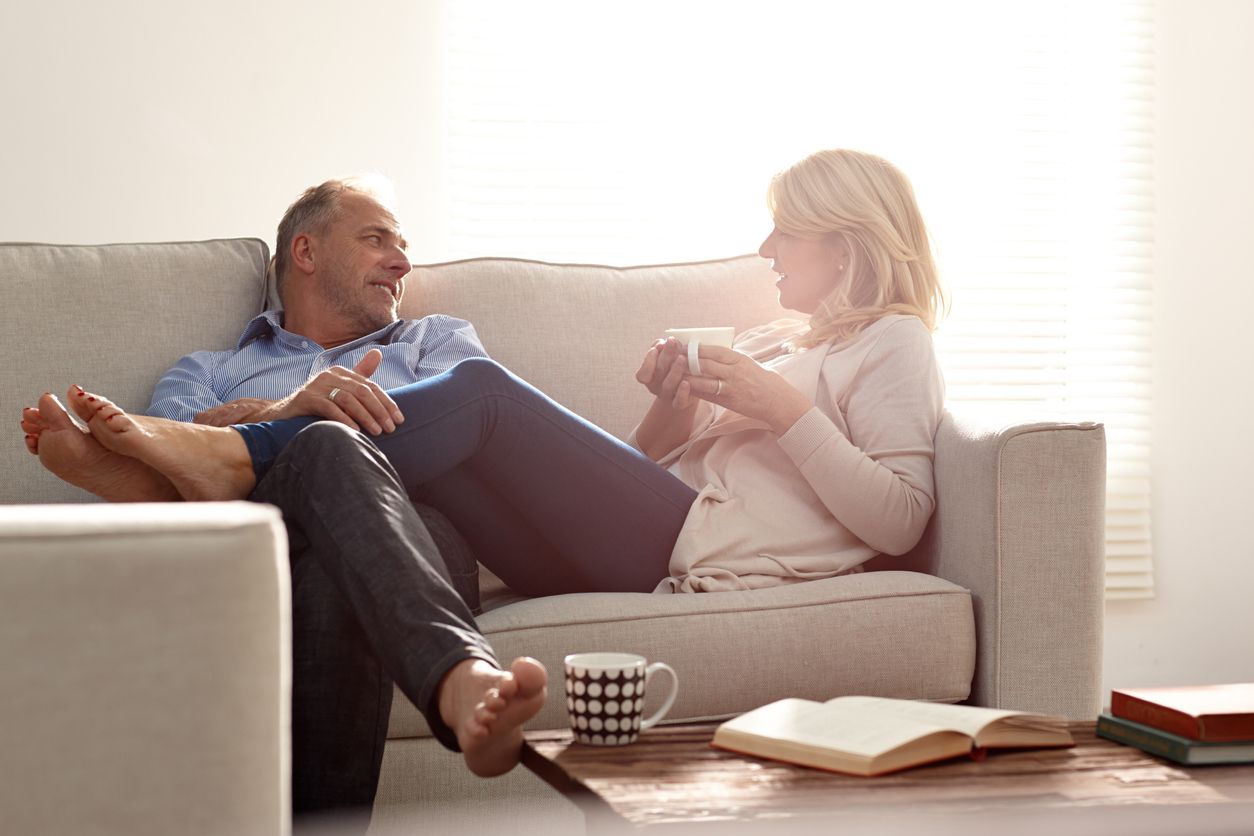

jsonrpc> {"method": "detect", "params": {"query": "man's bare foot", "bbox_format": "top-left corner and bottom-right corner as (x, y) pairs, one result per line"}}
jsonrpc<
(20, 393), (181, 502)
(66, 386), (257, 502)
(437, 657), (548, 777)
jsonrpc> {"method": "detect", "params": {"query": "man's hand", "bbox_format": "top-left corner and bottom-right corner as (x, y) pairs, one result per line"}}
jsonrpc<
(263, 348), (404, 435)
(195, 349), (405, 435)
(194, 398), (279, 427)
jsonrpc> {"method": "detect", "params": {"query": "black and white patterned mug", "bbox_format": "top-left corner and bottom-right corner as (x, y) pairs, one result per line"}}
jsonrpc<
(563, 652), (679, 746)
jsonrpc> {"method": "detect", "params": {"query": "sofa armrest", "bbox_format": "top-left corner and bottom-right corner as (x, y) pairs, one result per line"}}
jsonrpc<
(872, 412), (1107, 720)
(0, 502), (291, 836)
(939, 414), (1106, 719)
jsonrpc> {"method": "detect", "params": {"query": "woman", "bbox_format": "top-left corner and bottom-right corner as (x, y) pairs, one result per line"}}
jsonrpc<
(35, 148), (946, 597)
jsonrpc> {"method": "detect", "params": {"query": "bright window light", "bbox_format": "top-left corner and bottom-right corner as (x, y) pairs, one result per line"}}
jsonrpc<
(446, 0), (1154, 598)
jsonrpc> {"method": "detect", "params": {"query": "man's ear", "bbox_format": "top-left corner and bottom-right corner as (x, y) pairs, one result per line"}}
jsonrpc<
(291, 233), (318, 276)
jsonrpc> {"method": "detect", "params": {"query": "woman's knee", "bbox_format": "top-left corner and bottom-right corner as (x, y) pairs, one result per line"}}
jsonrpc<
(447, 356), (515, 391)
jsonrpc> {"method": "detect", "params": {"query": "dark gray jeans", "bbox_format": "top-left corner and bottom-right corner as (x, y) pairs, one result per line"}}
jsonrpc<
(250, 422), (496, 830)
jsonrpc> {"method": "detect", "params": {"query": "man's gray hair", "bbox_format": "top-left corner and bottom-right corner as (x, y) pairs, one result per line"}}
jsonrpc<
(273, 174), (395, 303)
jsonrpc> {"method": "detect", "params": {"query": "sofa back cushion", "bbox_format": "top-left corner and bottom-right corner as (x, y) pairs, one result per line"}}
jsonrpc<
(1, 240), (270, 504)
(403, 256), (782, 439)
(2, 244), (781, 503)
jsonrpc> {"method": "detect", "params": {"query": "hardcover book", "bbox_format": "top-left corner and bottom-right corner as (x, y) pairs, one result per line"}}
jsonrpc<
(1097, 712), (1254, 766)
(711, 696), (1073, 777)
(1110, 683), (1254, 742)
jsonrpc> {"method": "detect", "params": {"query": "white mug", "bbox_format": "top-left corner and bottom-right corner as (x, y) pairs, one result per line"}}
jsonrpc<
(663, 326), (735, 375)
(564, 652), (679, 746)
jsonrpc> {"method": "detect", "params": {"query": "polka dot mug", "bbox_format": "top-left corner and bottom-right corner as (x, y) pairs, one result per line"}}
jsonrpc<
(563, 652), (679, 746)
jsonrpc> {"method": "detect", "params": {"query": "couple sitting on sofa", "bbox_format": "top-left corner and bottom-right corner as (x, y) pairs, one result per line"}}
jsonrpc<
(21, 148), (946, 826)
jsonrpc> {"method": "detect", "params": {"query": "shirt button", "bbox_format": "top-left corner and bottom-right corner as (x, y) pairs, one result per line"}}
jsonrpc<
(301, 341), (309, 348)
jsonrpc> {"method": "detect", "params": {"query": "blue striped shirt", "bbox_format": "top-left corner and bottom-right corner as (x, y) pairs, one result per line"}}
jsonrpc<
(147, 310), (488, 422)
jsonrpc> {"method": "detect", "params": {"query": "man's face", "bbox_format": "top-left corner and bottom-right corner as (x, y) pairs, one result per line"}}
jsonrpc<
(312, 192), (411, 336)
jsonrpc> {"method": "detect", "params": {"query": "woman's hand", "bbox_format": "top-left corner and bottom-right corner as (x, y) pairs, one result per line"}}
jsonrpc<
(635, 338), (698, 410)
(685, 346), (813, 435)
(633, 338), (705, 460)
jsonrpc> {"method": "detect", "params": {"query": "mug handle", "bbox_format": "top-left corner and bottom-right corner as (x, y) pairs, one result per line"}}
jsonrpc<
(687, 339), (702, 375)
(640, 662), (679, 732)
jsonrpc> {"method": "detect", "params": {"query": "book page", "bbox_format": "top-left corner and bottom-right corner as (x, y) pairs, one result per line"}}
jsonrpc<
(718, 698), (973, 758)
(827, 696), (1030, 738)
(1116, 683), (1254, 716)
(826, 696), (1070, 748)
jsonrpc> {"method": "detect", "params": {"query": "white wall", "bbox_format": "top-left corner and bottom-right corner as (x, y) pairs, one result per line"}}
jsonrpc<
(0, 0), (450, 255)
(3, 2), (1251, 698)
(1100, 0), (1254, 697)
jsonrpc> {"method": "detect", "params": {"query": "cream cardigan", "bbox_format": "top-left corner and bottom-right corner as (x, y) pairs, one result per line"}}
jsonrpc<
(641, 315), (945, 593)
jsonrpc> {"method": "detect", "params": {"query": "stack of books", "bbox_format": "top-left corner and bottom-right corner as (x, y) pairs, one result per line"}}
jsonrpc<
(1097, 682), (1254, 765)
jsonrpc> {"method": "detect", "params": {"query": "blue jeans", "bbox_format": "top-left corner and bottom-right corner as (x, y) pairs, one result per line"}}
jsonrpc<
(236, 358), (698, 595)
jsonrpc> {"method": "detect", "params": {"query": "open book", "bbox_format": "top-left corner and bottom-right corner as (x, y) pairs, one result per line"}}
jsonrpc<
(712, 696), (1073, 776)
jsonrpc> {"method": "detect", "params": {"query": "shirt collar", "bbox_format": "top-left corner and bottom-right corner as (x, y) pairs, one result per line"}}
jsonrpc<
(237, 310), (287, 348)
(237, 310), (408, 350)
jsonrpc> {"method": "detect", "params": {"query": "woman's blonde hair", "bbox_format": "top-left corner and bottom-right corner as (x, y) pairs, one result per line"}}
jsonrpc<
(768, 149), (946, 350)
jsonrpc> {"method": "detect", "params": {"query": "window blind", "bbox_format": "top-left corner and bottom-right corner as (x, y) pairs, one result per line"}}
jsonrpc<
(445, 0), (1155, 598)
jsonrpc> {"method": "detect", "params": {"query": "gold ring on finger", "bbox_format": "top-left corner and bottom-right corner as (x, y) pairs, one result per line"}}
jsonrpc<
(329, 387), (342, 403)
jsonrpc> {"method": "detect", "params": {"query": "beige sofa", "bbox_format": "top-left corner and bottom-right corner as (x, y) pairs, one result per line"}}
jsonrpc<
(0, 239), (1106, 835)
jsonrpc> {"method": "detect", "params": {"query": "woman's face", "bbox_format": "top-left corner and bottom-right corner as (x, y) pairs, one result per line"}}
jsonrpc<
(758, 226), (847, 314)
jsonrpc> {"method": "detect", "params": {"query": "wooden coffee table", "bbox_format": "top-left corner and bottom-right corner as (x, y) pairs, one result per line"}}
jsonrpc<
(522, 721), (1254, 833)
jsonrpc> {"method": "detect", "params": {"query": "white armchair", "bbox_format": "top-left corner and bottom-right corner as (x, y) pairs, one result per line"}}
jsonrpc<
(0, 502), (290, 836)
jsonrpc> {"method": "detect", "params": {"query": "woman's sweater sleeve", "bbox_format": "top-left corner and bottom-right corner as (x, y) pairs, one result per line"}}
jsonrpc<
(775, 320), (945, 555)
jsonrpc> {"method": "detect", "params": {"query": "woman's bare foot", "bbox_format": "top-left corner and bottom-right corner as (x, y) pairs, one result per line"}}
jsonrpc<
(437, 656), (548, 777)
(20, 393), (181, 502)
(66, 386), (257, 501)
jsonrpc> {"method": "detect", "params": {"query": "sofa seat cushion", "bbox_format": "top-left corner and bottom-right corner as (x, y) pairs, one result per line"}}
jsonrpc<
(385, 570), (974, 740)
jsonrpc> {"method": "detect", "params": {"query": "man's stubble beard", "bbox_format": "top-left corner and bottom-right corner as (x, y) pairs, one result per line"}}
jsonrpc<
(320, 261), (398, 336)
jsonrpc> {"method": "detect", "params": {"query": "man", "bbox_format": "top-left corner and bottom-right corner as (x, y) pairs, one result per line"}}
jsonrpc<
(21, 177), (548, 833)
(149, 176), (481, 432)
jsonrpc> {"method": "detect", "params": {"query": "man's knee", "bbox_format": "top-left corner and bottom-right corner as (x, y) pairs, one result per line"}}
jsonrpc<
(287, 421), (376, 460)
(275, 422), (396, 487)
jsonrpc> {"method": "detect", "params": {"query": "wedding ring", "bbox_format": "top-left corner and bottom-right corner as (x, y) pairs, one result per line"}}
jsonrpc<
(328, 387), (342, 403)
(715, 379), (722, 396)
(687, 339), (702, 376)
